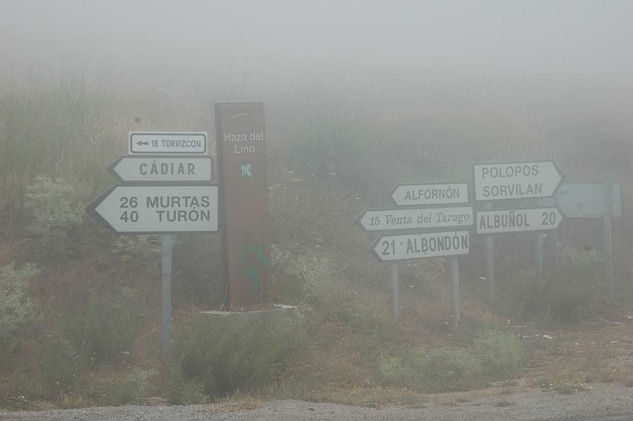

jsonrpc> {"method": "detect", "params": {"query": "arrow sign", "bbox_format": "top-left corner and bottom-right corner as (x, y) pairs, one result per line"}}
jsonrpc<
(87, 185), (218, 233)
(476, 207), (562, 234)
(473, 161), (563, 201)
(108, 156), (213, 183)
(359, 207), (473, 231)
(392, 183), (469, 206)
(129, 132), (207, 154)
(373, 231), (470, 262)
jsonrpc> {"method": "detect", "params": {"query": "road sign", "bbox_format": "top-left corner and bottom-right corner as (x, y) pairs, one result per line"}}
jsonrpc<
(87, 185), (218, 233)
(128, 132), (207, 154)
(392, 183), (469, 206)
(556, 182), (621, 218)
(359, 207), (473, 231)
(373, 231), (470, 262)
(473, 161), (562, 201)
(108, 156), (213, 183)
(215, 102), (271, 310)
(476, 207), (562, 234)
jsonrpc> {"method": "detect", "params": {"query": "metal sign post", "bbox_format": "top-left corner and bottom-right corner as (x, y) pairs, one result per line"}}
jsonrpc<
(605, 183), (614, 303)
(450, 257), (461, 322)
(161, 234), (173, 358)
(536, 233), (545, 289)
(391, 264), (400, 318)
(484, 203), (496, 305)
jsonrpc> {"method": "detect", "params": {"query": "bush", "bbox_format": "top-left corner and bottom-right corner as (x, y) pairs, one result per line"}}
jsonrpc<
(378, 331), (526, 392)
(502, 246), (603, 322)
(419, 348), (484, 392)
(474, 330), (525, 379)
(170, 313), (305, 400)
(271, 247), (333, 305)
(378, 347), (484, 393)
(0, 262), (38, 351)
(62, 287), (140, 366)
(37, 336), (86, 399)
(23, 176), (83, 260)
(96, 369), (157, 406)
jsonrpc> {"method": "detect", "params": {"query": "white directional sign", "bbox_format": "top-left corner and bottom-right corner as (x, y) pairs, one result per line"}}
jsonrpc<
(392, 183), (469, 206)
(476, 207), (562, 234)
(87, 185), (218, 233)
(373, 231), (470, 262)
(359, 207), (473, 231)
(474, 161), (562, 201)
(129, 132), (207, 154)
(109, 156), (213, 183)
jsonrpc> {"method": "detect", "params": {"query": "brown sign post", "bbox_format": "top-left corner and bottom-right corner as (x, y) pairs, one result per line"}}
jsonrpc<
(215, 103), (272, 310)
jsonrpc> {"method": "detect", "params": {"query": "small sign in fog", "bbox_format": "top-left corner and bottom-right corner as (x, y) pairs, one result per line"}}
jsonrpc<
(359, 207), (473, 231)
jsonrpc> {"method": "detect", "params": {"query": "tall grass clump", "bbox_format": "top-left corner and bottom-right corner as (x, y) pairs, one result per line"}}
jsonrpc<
(503, 246), (603, 322)
(378, 330), (526, 393)
(0, 263), (38, 352)
(23, 176), (83, 261)
(474, 330), (525, 379)
(169, 314), (305, 402)
(62, 287), (141, 366)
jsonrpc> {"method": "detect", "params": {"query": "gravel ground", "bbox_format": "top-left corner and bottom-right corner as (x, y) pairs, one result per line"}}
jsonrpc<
(2, 384), (633, 421)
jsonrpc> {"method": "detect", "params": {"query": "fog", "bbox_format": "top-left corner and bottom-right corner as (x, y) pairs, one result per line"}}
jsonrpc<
(3, 0), (633, 89)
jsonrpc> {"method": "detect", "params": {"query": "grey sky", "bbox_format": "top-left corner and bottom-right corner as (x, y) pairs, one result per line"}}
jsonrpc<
(2, 0), (632, 78)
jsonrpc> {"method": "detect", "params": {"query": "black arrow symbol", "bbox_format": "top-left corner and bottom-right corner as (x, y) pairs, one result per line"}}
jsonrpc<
(137, 140), (149, 147)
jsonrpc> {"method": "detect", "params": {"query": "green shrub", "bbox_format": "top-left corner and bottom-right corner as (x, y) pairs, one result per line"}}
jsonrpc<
(420, 348), (484, 392)
(378, 355), (419, 389)
(378, 347), (484, 393)
(0, 263), (38, 350)
(62, 287), (140, 366)
(502, 247), (603, 322)
(170, 314), (305, 400)
(474, 330), (525, 379)
(167, 377), (207, 405)
(378, 331), (525, 393)
(271, 246), (332, 305)
(96, 369), (157, 406)
(0, 369), (46, 409)
(37, 336), (86, 399)
(23, 176), (83, 260)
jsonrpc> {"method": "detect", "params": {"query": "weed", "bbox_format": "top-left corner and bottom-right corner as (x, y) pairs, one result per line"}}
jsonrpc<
(170, 313), (305, 400)
(37, 336), (86, 400)
(62, 287), (140, 366)
(475, 330), (525, 379)
(96, 369), (158, 406)
(23, 176), (83, 261)
(0, 262), (38, 351)
(378, 347), (484, 393)
(494, 400), (515, 407)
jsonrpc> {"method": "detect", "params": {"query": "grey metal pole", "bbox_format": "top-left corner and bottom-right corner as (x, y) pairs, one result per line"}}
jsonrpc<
(484, 203), (496, 304)
(161, 234), (173, 358)
(604, 182), (614, 303)
(391, 263), (400, 318)
(604, 214), (614, 303)
(536, 233), (545, 289)
(451, 257), (461, 322)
